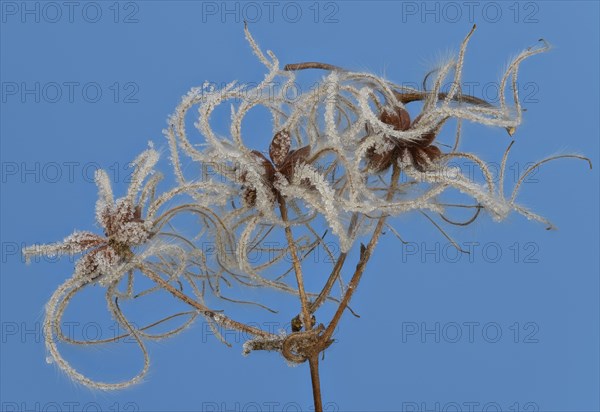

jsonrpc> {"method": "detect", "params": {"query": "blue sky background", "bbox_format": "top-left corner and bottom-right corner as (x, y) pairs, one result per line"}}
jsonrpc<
(1, 1), (599, 411)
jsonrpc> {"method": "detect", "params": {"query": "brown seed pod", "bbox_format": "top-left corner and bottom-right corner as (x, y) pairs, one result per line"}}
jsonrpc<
(363, 137), (398, 174)
(379, 106), (411, 132)
(269, 130), (291, 167)
(363, 105), (444, 173)
(240, 130), (313, 207)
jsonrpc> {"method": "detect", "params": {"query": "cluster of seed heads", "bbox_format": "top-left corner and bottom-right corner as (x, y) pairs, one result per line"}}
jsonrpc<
(22, 24), (591, 392)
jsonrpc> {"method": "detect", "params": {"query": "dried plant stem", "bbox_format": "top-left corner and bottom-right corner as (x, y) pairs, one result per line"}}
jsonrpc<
(279, 197), (313, 331)
(321, 162), (401, 343)
(309, 252), (347, 313)
(309, 214), (358, 314)
(308, 355), (323, 412)
(393, 90), (494, 107)
(142, 267), (274, 339)
(279, 197), (324, 411)
(284, 62), (345, 72)
(284, 61), (494, 109)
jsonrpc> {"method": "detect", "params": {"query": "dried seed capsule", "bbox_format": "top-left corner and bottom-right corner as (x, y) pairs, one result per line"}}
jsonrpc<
(380, 106), (411, 131)
(269, 130), (291, 167)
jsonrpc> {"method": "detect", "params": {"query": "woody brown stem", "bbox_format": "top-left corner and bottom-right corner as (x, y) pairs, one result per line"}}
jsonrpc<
(284, 62), (345, 72)
(321, 162), (400, 343)
(278, 197), (313, 331)
(393, 90), (494, 107)
(309, 213), (359, 314)
(279, 196), (324, 412)
(309, 252), (347, 313)
(308, 355), (323, 412)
